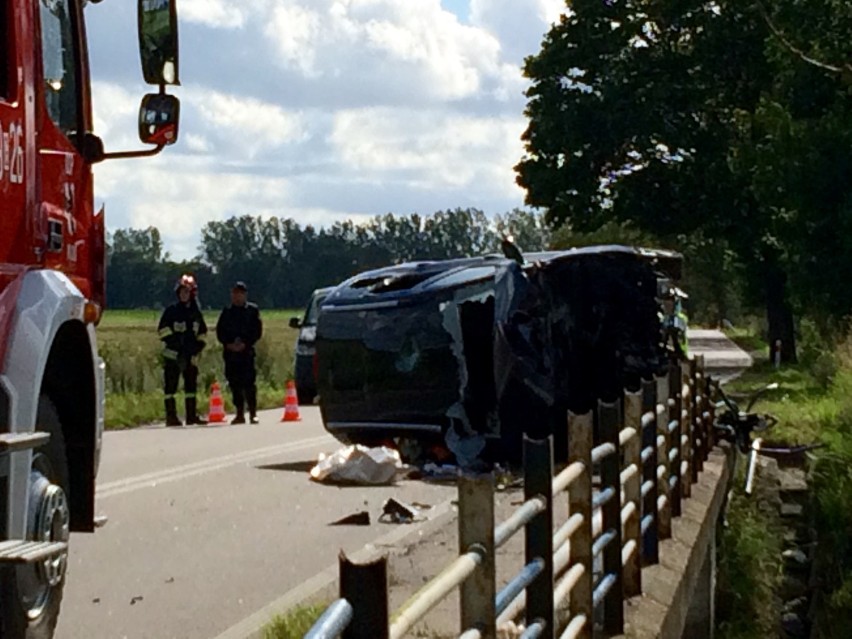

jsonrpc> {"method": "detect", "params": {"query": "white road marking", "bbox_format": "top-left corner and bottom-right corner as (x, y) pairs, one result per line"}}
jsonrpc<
(96, 435), (331, 499)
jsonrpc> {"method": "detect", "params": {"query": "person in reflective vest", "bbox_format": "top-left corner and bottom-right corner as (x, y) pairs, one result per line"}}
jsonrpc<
(158, 274), (208, 426)
(661, 285), (689, 359)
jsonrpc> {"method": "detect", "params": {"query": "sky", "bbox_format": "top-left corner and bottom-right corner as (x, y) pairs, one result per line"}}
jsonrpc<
(85, 0), (567, 260)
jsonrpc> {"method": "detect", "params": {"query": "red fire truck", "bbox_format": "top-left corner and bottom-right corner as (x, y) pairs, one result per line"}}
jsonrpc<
(0, 0), (180, 635)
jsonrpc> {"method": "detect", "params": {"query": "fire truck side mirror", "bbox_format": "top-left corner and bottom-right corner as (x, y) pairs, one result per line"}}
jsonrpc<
(80, 133), (105, 164)
(138, 94), (180, 146)
(138, 0), (180, 86)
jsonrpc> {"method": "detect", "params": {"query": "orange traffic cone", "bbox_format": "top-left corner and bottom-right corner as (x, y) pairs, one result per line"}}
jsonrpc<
(280, 380), (301, 422)
(207, 381), (226, 424)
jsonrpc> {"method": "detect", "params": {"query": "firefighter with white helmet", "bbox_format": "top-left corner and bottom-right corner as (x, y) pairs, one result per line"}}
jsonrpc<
(157, 274), (208, 426)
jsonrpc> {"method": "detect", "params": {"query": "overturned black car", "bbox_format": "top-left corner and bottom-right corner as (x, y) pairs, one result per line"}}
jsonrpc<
(315, 245), (683, 464)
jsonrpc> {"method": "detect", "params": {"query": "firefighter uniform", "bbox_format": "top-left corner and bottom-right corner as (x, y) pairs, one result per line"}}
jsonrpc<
(216, 283), (263, 424)
(158, 292), (208, 426)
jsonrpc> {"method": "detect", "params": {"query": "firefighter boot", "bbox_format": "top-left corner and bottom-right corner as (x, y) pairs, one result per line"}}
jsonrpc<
(185, 397), (207, 426)
(247, 388), (259, 424)
(165, 398), (182, 427)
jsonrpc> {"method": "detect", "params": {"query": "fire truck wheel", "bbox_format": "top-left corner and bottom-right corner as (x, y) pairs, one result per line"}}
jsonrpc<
(0, 395), (70, 639)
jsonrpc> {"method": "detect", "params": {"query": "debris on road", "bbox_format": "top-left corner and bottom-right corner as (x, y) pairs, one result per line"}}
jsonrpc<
(309, 445), (404, 485)
(329, 511), (371, 526)
(130, 595), (144, 605)
(421, 462), (459, 481)
(379, 498), (422, 524)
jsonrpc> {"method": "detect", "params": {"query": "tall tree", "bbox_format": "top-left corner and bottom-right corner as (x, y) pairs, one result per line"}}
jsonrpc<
(107, 227), (169, 308)
(422, 208), (499, 258)
(110, 227), (165, 262)
(516, 0), (850, 360)
(494, 208), (552, 253)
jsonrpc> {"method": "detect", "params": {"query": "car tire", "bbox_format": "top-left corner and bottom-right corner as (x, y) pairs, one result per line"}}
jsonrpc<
(0, 395), (69, 639)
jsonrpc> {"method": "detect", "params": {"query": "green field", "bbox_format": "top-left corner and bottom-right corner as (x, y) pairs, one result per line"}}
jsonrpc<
(98, 308), (304, 428)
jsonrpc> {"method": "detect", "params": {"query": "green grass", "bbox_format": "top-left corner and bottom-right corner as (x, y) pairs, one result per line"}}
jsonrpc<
(724, 361), (835, 445)
(717, 329), (852, 638)
(723, 326), (769, 355)
(716, 465), (784, 639)
(262, 604), (328, 639)
(98, 309), (304, 428)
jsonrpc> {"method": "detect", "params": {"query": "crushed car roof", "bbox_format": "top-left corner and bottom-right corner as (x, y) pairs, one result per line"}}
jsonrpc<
(322, 245), (682, 309)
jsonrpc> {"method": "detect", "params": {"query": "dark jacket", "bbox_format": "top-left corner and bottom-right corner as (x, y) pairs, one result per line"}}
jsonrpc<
(216, 303), (263, 359)
(158, 301), (207, 361)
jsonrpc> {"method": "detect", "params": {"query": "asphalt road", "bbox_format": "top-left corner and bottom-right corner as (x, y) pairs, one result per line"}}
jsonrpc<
(55, 407), (456, 639)
(687, 328), (754, 383)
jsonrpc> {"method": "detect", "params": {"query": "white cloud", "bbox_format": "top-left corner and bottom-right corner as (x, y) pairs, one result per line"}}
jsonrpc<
(263, 4), (323, 76)
(97, 162), (293, 240)
(91, 81), (139, 146)
(184, 133), (212, 153)
(262, 0), (506, 102)
(331, 107), (524, 196)
(192, 90), (308, 157)
(180, 0), (247, 29)
(86, 0), (559, 259)
(470, 0), (566, 60)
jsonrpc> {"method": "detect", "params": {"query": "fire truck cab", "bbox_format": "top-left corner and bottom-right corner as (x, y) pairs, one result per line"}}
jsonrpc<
(0, 0), (180, 636)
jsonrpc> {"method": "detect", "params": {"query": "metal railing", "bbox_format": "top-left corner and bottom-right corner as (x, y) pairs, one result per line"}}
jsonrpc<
(305, 355), (716, 638)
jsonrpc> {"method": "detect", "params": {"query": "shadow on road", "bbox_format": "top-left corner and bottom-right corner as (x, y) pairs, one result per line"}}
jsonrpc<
(255, 460), (315, 473)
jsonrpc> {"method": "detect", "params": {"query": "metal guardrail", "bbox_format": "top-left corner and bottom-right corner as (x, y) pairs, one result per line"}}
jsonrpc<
(305, 355), (716, 638)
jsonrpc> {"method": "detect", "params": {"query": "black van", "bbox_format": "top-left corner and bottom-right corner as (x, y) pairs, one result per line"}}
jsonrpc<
(315, 246), (682, 463)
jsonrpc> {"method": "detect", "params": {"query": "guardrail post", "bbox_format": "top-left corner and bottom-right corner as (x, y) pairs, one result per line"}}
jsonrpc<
(641, 379), (659, 565)
(680, 361), (693, 499)
(599, 400), (624, 634)
(668, 362), (683, 518)
(459, 474), (496, 639)
(340, 552), (389, 639)
(706, 372), (716, 453)
(623, 390), (642, 597)
(692, 356), (705, 473)
(525, 434), (555, 639)
(656, 373), (672, 539)
(568, 411), (593, 639)
(681, 358), (698, 488)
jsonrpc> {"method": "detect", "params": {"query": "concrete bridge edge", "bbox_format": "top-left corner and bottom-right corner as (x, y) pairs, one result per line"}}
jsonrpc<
(617, 444), (734, 639)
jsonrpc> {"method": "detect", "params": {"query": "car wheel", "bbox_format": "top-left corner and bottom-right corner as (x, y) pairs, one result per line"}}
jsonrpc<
(0, 395), (70, 639)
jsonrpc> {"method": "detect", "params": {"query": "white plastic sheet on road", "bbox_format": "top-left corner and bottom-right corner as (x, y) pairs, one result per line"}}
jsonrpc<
(309, 445), (404, 485)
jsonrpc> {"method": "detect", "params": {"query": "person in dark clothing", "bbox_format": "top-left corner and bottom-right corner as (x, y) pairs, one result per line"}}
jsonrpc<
(158, 274), (208, 426)
(216, 281), (263, 424)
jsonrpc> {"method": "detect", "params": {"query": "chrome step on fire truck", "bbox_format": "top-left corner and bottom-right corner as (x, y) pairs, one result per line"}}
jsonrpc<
(0, 0), (181, 636)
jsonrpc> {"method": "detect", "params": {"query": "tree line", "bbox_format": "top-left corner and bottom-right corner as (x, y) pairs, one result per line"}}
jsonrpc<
(106, 207), (744, 328)
(106, 208), (552, 310)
